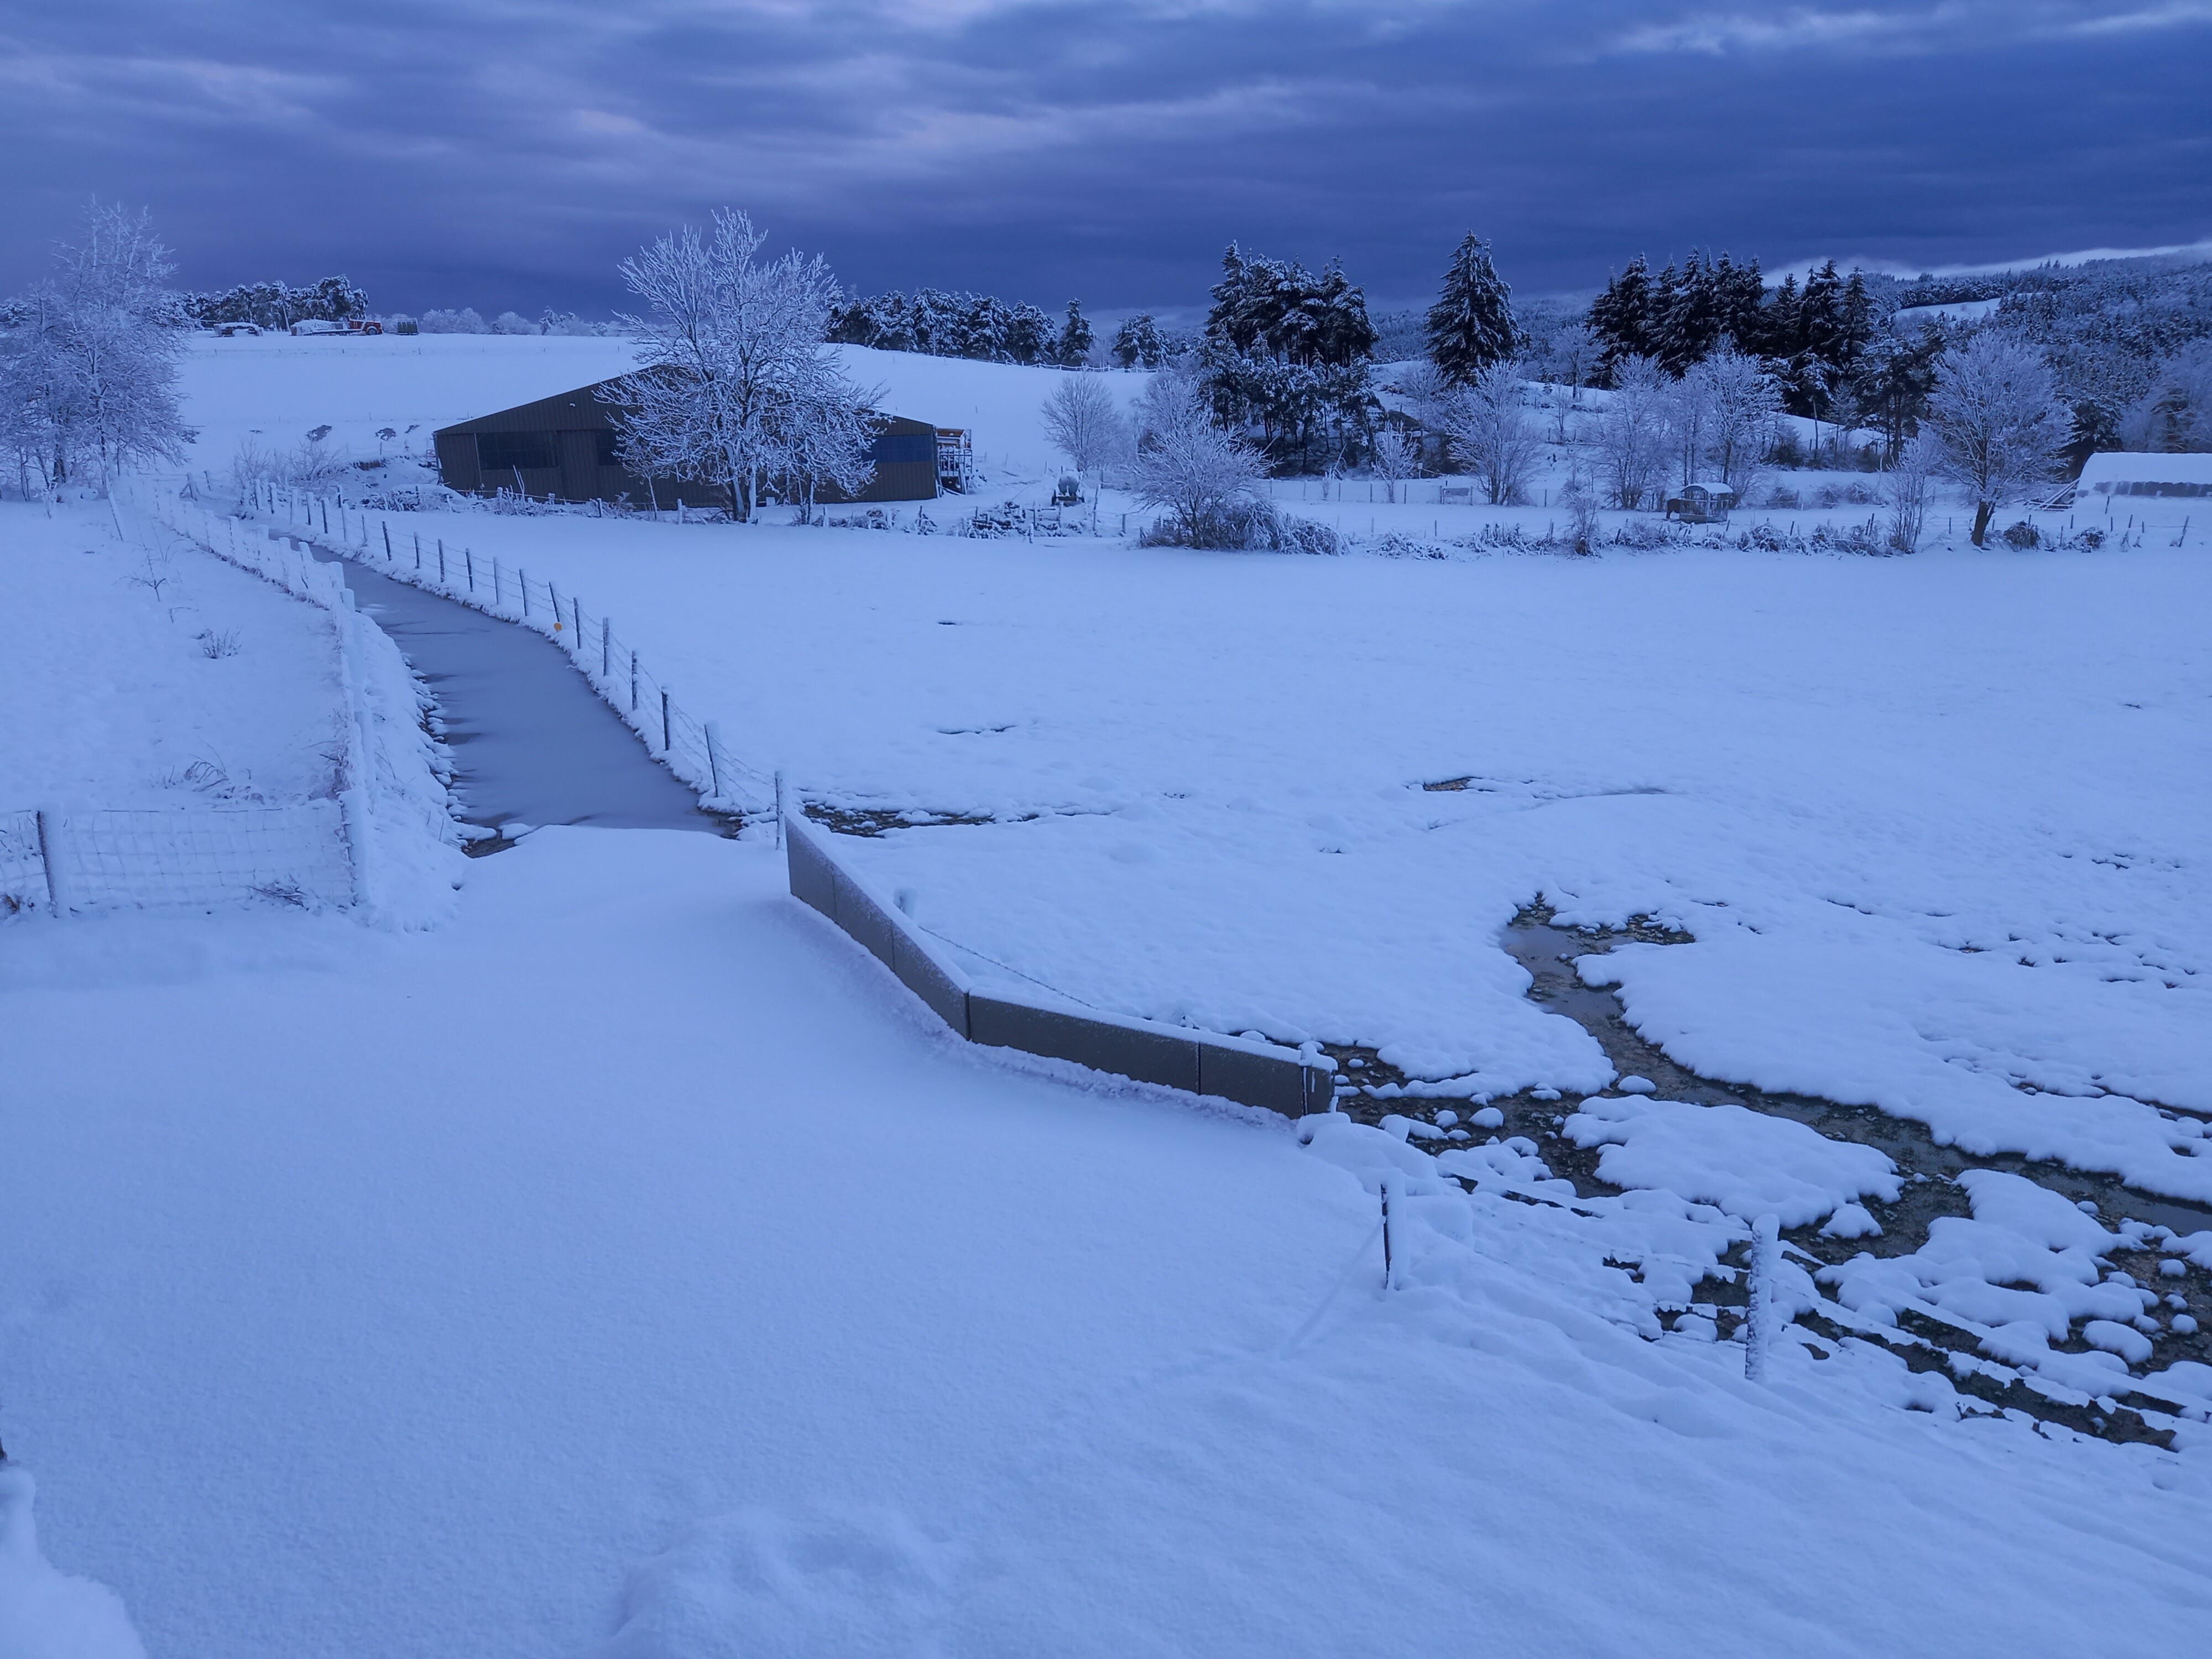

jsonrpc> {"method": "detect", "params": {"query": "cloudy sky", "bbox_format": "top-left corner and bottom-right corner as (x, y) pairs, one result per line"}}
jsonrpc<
(2, 1), (2206, 316)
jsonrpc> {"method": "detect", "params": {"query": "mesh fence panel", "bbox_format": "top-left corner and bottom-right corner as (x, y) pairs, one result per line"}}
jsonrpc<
(44, 804), (354, 911)
(0, 810), (47, 913)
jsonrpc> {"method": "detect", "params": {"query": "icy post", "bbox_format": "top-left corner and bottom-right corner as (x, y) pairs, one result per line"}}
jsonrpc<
(1744, 1212), (1781, 1382)
(1380, 1176), (1400, 1291)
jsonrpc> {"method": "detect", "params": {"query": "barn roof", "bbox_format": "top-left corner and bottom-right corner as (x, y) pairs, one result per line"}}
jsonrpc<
(2077, 451), (2212, 491)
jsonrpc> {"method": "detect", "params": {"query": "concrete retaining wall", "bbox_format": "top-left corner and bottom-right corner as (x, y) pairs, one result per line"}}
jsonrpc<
(784, 812), (1330, 1117)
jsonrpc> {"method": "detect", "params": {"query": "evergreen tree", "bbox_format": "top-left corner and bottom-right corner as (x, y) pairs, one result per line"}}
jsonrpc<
(1652, 251), (1721, 374)
(1201, 243), (1378, 470)
(1112, 313), (1166, 369)
(1425, 233), (1522, 385)
(1053, 300), (1093, 367)
(1587, 256), (1655, 383)
(1713, 254), (1768, 356)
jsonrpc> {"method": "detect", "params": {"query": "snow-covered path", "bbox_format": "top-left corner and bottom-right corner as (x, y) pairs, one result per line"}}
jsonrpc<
(313, 546), (708, 834)
(5, 830), (2206, 1657)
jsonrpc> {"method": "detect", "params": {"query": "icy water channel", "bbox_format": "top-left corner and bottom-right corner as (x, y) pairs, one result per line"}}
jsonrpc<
(297, 539), (712, 840)
(1318, 905), (2212, 1437)
(1327, 904), (2212, 1246)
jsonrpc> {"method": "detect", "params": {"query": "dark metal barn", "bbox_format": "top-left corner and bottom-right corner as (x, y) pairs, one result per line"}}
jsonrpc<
(431, 379), (941, 508)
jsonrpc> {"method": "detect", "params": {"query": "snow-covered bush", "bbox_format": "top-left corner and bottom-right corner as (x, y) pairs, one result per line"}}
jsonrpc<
(491, 311), (536, 336)
(229, 434), (353, 492)
(1138, 498), (1340, 554)
(1129, 369), (1270, 546)
(418, 307), (488, 334)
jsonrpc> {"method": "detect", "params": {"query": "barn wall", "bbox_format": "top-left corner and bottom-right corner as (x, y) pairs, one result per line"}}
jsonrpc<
(434, 384), (938, 508)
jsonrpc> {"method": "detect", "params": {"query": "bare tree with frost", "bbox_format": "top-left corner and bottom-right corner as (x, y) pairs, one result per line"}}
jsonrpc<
(0, 201), (192, 495)
(1882, 432), (1940, 553)
(1040, 375), (1128, 491)
(1924, 333), (2069, 545)
(777, 381), (879, 520)
(1594, 354), (1670, 510)
(1436, 362), (1538, 504)
(1684, 345), (1780, 493)
(1370, 424), (1416, 502)
(607, 209), (866, 522)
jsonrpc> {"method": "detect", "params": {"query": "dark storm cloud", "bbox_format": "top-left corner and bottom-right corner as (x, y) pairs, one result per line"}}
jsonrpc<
(0, 2), (2205, 314)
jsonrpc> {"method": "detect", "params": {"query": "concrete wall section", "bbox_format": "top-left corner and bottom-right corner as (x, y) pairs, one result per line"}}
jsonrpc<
(781, 810), (1331, 1116)
(967, 994), (1204, 1094)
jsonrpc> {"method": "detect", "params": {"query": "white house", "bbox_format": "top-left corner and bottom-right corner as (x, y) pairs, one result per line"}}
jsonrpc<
(2074, 451), (2212, 501)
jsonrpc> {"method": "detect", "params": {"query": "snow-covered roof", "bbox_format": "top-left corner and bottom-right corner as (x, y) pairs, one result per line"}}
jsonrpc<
(2077, 451), (2212, 493)
(1681, 480), (1738, 495)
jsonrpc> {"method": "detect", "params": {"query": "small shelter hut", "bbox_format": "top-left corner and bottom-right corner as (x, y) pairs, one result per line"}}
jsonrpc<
(1664, 481), (1740, 524)
(432, 379), (940, 509)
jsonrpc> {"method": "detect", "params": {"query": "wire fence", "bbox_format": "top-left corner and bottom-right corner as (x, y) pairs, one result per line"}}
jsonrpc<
(237, 478), (774, 815)
(2, 803), (356, 916)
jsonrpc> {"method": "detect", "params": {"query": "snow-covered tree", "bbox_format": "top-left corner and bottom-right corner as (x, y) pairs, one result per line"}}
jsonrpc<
(1040, 375), (1126, 488)
(776, 382), (879, 518)
(1053, 301), (1094, 368)
(1678, 345), (1778, 492)
(1436, 362), (1538, 505)
(1426, 234), (1522, 386)
(606, 208), (864, 523)
(419, 307), (489, 333)
(0, 201), (192, 494)
(1112, 314), (1166, 369)
(1203, 245), (1378, 470)
(1924, 333), (2069, 545)
(2119, 340), (2212, 452)
(1130, 368), (1267, 545)
(1594, 354), (1670, 509)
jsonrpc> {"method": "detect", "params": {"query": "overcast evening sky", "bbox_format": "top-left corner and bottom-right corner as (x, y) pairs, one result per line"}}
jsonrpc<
(1, 2), (2207, 318)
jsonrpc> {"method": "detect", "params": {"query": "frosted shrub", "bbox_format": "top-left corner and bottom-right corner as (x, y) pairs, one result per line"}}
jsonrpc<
(1882, 432), (1939, 552)
(230, 434), (352, 491)
(1129, 369), (1270, 546)
(418, 307), (488, 333)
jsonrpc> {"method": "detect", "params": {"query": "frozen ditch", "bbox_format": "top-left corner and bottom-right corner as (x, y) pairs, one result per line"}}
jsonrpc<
(1323, 901), (2212, 1444)
(294, 538), (712, 841)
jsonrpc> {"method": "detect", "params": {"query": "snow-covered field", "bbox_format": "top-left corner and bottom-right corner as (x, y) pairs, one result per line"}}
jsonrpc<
(0, 499), (347, 811)
(269, 504), (2212, 1194)
(5, 333), (2210, 1656)
(8, 829), (2210, 1658)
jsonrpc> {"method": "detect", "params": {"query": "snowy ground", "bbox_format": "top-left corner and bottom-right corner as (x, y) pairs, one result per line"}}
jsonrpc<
(276, 505), (2212, 1198)
(6, 336), (2199, 1653)
(0, 498), (348, 811)
(7, 828), (2209, 1657)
